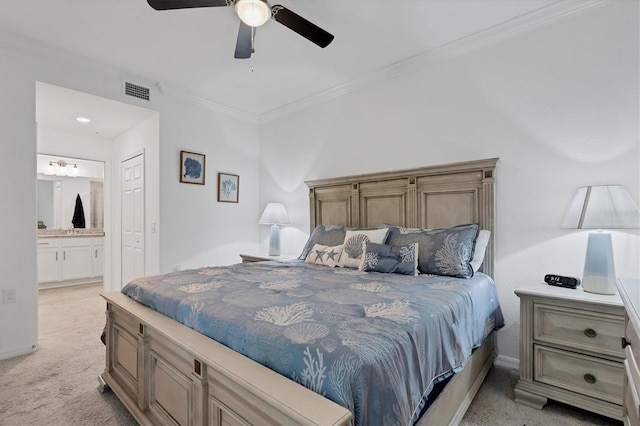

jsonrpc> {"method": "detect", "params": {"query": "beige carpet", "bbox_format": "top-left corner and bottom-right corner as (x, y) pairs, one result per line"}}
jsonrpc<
(0, 283), (623, 426)
(0, 283), (136, 426)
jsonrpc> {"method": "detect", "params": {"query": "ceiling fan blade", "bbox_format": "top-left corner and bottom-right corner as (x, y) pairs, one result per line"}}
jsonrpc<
(234, 22), (253, 59)
(147, 0), (229, 11)
(271, 5), (334, 48)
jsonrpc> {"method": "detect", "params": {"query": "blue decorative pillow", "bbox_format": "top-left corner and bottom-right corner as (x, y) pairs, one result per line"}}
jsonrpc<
(385, 223), (479, 278)
(359, 242), (419, 276)
(298, 225), (377, 260)
(299, 225), (349, 260)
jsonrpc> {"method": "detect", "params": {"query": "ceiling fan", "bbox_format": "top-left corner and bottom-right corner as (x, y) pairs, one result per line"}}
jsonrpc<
(147, 0), (335, 59)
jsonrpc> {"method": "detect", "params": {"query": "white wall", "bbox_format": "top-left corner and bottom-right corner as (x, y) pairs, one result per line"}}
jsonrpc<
(158, 98), (261, 271)
(258, 2), (640, 364)
(36, 180), (54, 228)
(0, 45), (260, 359)
(37, 128), (113, 173)
(0, 48), (38, 359)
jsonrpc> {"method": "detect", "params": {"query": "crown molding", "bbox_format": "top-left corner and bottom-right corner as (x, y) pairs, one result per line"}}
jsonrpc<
(1, 0), (608, 125)
(0, 28), (258, 123)
(258, 0), (607, 123)
(0, 29), (121, 81)
(164, 88), (259, 124)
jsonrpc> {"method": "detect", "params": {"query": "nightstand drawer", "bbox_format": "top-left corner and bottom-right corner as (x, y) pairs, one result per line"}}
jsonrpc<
(534, 303), (624, 358)
(626, 319), (640, 375)
(624, 359), (640, 423)
(534, 345), (623, 405)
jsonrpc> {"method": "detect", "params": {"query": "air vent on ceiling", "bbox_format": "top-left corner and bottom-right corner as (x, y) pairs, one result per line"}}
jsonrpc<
(124, 81), (150, 101)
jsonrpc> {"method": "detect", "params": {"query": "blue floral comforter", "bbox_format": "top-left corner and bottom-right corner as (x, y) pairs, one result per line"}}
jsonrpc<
(121, 260), (504, 425)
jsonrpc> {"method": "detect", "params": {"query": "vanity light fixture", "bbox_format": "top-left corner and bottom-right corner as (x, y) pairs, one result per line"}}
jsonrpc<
(47, 160), (79, 177)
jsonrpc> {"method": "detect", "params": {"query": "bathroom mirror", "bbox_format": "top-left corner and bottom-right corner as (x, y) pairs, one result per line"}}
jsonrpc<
(37, 154), (104, 230)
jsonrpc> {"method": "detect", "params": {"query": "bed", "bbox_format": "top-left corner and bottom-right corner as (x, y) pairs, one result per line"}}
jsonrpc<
(99, 157), (501, 425)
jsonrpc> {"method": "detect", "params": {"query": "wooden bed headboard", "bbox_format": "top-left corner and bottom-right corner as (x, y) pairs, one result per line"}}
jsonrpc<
(305, 158), (499, 277)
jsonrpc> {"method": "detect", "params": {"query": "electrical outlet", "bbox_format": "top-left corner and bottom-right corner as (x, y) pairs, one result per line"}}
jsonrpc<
(3, 288), (16, 304)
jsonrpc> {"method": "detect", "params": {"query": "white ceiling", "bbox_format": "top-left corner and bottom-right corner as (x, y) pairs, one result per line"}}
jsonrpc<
(36, 82), (157, 140)
(1, 0), (595, 130)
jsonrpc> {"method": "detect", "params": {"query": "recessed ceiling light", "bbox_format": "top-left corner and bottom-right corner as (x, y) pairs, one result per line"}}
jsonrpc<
(76, 116), (91, 123)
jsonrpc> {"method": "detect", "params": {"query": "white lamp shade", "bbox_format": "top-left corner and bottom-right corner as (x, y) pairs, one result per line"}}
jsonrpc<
(259, 202), (290, 225)
(235, 0), (271, 27)
(561, 185), (640, 229)
(561, 185), (639, 295)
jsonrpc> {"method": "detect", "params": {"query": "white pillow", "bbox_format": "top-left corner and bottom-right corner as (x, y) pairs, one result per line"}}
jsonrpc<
(338, 228), (389, 268)
(305, 244), (343, 268)
(470, 230), (491, 273)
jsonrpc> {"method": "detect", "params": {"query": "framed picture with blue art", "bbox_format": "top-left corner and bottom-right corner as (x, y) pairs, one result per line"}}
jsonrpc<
(217, 172), (239, 203)
(180, 150), (205, 185)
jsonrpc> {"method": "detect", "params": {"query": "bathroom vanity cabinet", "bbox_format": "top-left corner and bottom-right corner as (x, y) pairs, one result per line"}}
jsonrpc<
(37, 234), (104, 287)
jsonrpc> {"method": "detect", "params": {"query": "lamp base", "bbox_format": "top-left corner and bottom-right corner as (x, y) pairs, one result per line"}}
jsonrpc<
(582, 233), (617, 295)
(268, 224), (281, 256)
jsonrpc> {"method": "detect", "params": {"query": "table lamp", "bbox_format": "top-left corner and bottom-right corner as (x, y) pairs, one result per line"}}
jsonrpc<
(259, 202), (290, 256)
(561, 185), (640, 294)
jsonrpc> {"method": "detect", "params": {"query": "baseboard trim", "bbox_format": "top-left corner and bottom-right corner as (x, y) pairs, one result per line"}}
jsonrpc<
(38, 278), (102, 290)
(0, 344), (37, 361)
(495, 354), (519, 371)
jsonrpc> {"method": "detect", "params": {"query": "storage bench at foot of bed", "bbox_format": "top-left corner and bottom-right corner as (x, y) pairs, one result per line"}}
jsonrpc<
(101, 292), (353, 426)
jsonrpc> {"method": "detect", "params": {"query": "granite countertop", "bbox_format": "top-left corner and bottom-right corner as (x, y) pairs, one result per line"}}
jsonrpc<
(38, 228), (105, 238)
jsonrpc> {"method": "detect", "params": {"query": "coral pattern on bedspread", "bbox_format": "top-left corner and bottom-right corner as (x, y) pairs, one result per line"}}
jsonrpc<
(122, 260), (504, 426)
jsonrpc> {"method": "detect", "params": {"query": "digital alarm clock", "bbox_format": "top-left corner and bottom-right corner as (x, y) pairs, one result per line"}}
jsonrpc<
(544, 274), (581, 289)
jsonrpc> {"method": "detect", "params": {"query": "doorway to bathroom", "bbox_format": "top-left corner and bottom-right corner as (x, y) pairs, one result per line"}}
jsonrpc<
(35, 81), (160, 298)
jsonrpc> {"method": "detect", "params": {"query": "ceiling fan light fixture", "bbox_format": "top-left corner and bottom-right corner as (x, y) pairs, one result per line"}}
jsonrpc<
(235, 0), (271, 27)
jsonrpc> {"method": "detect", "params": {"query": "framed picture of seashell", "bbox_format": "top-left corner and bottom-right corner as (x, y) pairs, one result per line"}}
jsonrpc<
(218, 172), (239, 203)
(180, 150), (206, 185)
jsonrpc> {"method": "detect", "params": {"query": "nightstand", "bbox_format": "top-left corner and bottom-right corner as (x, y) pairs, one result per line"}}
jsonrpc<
(239, 254), (296, 263)
(616, 278), (640, 426)
(514, 283), (625, 420)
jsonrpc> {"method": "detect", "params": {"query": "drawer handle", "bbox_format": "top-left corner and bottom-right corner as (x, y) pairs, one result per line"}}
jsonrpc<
(584, 373), (597, 384)
(584, 328), (597, 338)
(622, 337), (631, 349)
